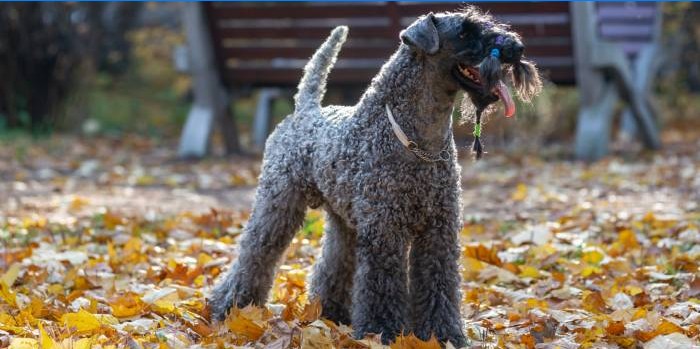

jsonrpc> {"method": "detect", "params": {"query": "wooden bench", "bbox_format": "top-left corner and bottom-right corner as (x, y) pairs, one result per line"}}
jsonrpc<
(178, 2), (662, 161)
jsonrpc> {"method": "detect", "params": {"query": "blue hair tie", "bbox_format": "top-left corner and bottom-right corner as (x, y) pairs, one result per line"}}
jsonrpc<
(490, 48), (500, 58)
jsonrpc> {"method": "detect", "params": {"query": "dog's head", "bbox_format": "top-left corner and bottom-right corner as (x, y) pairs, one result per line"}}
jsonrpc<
(400, 7), (542, 116)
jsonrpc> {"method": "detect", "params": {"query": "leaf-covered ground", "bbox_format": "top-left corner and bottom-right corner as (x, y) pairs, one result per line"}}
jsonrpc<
(0, 134), (699, 348)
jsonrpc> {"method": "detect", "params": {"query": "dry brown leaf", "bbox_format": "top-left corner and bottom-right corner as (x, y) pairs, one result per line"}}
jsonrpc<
(300, 299), (322, 324)
(390, 334), (441, 349)
(464, 244), (502, 267)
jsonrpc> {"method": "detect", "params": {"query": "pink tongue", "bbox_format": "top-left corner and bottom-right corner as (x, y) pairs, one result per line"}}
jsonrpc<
(494, 81), (515, 117)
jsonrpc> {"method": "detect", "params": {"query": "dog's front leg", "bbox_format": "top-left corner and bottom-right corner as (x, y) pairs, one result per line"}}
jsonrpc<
(409, 188), (466, 347)
(352, 217), (410, 344)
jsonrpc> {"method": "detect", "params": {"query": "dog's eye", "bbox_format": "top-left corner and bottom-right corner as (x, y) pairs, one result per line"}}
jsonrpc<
(461, 21), (479, 40)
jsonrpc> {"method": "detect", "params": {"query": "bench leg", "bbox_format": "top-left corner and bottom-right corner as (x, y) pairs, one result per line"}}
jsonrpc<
(252, 88), (281, 151)
(623, 82), (661, 150)
(218, 92), (241, 155)
(575, 83), (618, 161)
(618, 44), (662, 147)
(590, 43), (660, 151)
(178, 3), (240, 158)
(179, 104), (216, 158)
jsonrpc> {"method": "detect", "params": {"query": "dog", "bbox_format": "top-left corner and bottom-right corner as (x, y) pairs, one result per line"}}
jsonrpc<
(209, 7), (541, 346)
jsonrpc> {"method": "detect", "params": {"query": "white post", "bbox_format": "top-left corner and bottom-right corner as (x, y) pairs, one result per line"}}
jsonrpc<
(178, 3), (231, 157)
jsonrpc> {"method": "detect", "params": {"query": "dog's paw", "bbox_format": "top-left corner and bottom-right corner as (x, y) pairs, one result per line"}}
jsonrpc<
(208, 281), (258, 322)
(207, 286), (234, 322)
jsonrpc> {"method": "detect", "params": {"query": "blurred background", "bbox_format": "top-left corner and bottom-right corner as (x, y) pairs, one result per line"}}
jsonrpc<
(1, 1), (700, 216)
(0, 2), (697, 156)
(2, 4), (699, 348)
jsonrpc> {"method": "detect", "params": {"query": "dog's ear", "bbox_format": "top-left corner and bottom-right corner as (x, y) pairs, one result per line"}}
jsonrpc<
(400, 13), (440, 55)
(512, 59), (542, 102)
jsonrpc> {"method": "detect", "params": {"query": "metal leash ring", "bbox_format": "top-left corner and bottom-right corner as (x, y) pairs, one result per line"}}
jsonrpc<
(438, 149), (451, 161)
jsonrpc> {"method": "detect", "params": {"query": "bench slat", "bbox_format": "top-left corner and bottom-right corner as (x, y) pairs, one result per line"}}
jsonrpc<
(221, 44), (572, 61)
(214, 23), (572, 40)
(396, 2), (570, 15)
(600, 24), (654, 39)
(595, 2), (658, 57)
(210, 4), (397, 19)
(208, 2), (571, 19)
(204, 2), (577, 87)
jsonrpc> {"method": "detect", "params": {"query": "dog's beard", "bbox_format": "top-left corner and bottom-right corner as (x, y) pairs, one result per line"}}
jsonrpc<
(459, 95), (476, 124)
(459, 60), (540, 124)
(459, 93), (495, 125)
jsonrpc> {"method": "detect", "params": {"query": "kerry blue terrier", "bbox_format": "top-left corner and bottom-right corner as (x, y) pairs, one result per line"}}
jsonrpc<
(209, 7), (541, 346)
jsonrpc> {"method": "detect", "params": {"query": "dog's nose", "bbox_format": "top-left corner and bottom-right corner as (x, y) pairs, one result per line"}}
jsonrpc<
(513, 43), (524, 58)
(501, 42), (524, 63)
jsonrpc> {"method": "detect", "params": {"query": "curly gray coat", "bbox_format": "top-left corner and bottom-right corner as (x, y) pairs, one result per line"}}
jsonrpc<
(209, 8), (540, 346)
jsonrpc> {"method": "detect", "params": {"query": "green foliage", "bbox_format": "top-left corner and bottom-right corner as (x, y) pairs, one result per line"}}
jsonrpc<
(61, 27), (191, 137)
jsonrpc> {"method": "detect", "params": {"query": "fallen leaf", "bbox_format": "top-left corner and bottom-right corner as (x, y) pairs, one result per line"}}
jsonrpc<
(8, 338), (38, 349)
(61, 308), (101, 334)
(643, 332), (698, 349)
(390, 333), (441, 349)
(1, 263), (22, 287)
(511, 183), (528, 201)
(39, 322), (59, 349)
(519, 265), (540, 279)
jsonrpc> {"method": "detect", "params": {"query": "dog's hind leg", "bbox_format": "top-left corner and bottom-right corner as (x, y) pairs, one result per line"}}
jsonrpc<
(209, 173), (308, 321)
(309, 209), (356, 325)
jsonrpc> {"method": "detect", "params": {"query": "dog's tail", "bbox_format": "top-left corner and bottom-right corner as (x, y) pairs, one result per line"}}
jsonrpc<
(294, 26), (348, 115)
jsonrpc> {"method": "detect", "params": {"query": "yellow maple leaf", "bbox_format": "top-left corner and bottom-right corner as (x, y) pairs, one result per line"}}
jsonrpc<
(110, 293), (146, 318)
(193, 274), (206, 288)
(617, 229), (640, 251)
(525, 298), (548, 309)
(107, 242), (117, 263)
(196, 252), (213, 267)
(8, 338), (39, 349)
(0, 281), (17, 308)
(519, 265), (541, 279)
(94, 314), (119, 326)
(582, 291), (607, 314)
(1, 263), (21, 287)
(152, 299), (176, 314)
(70, 338), (93, 349)
(632, 308), (647, 320)
(102, 212), (124, 230)
(226, 314), (265, 341)
(69, 196), (89, 212)
(60, 309), (101, 334)
(286, 269), (307, 288)
(581, 265), (603, 278)
(463, 257), (485, 277)
(635, 320), (684, 342)
(511, 183), (528, 201)
(464, 244), (502, 267)
(625, 285), (644, 296)
(300, 299), (322, 323)
(47, 284), (64, 296)
(39, 322), (59, 349)
(520, 333), (536, 349)
(581, 247), (605, 265)
(391, 334), (442, 349)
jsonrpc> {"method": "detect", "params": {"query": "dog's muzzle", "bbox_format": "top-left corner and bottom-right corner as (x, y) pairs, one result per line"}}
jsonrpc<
(458, 63), (515, 117)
